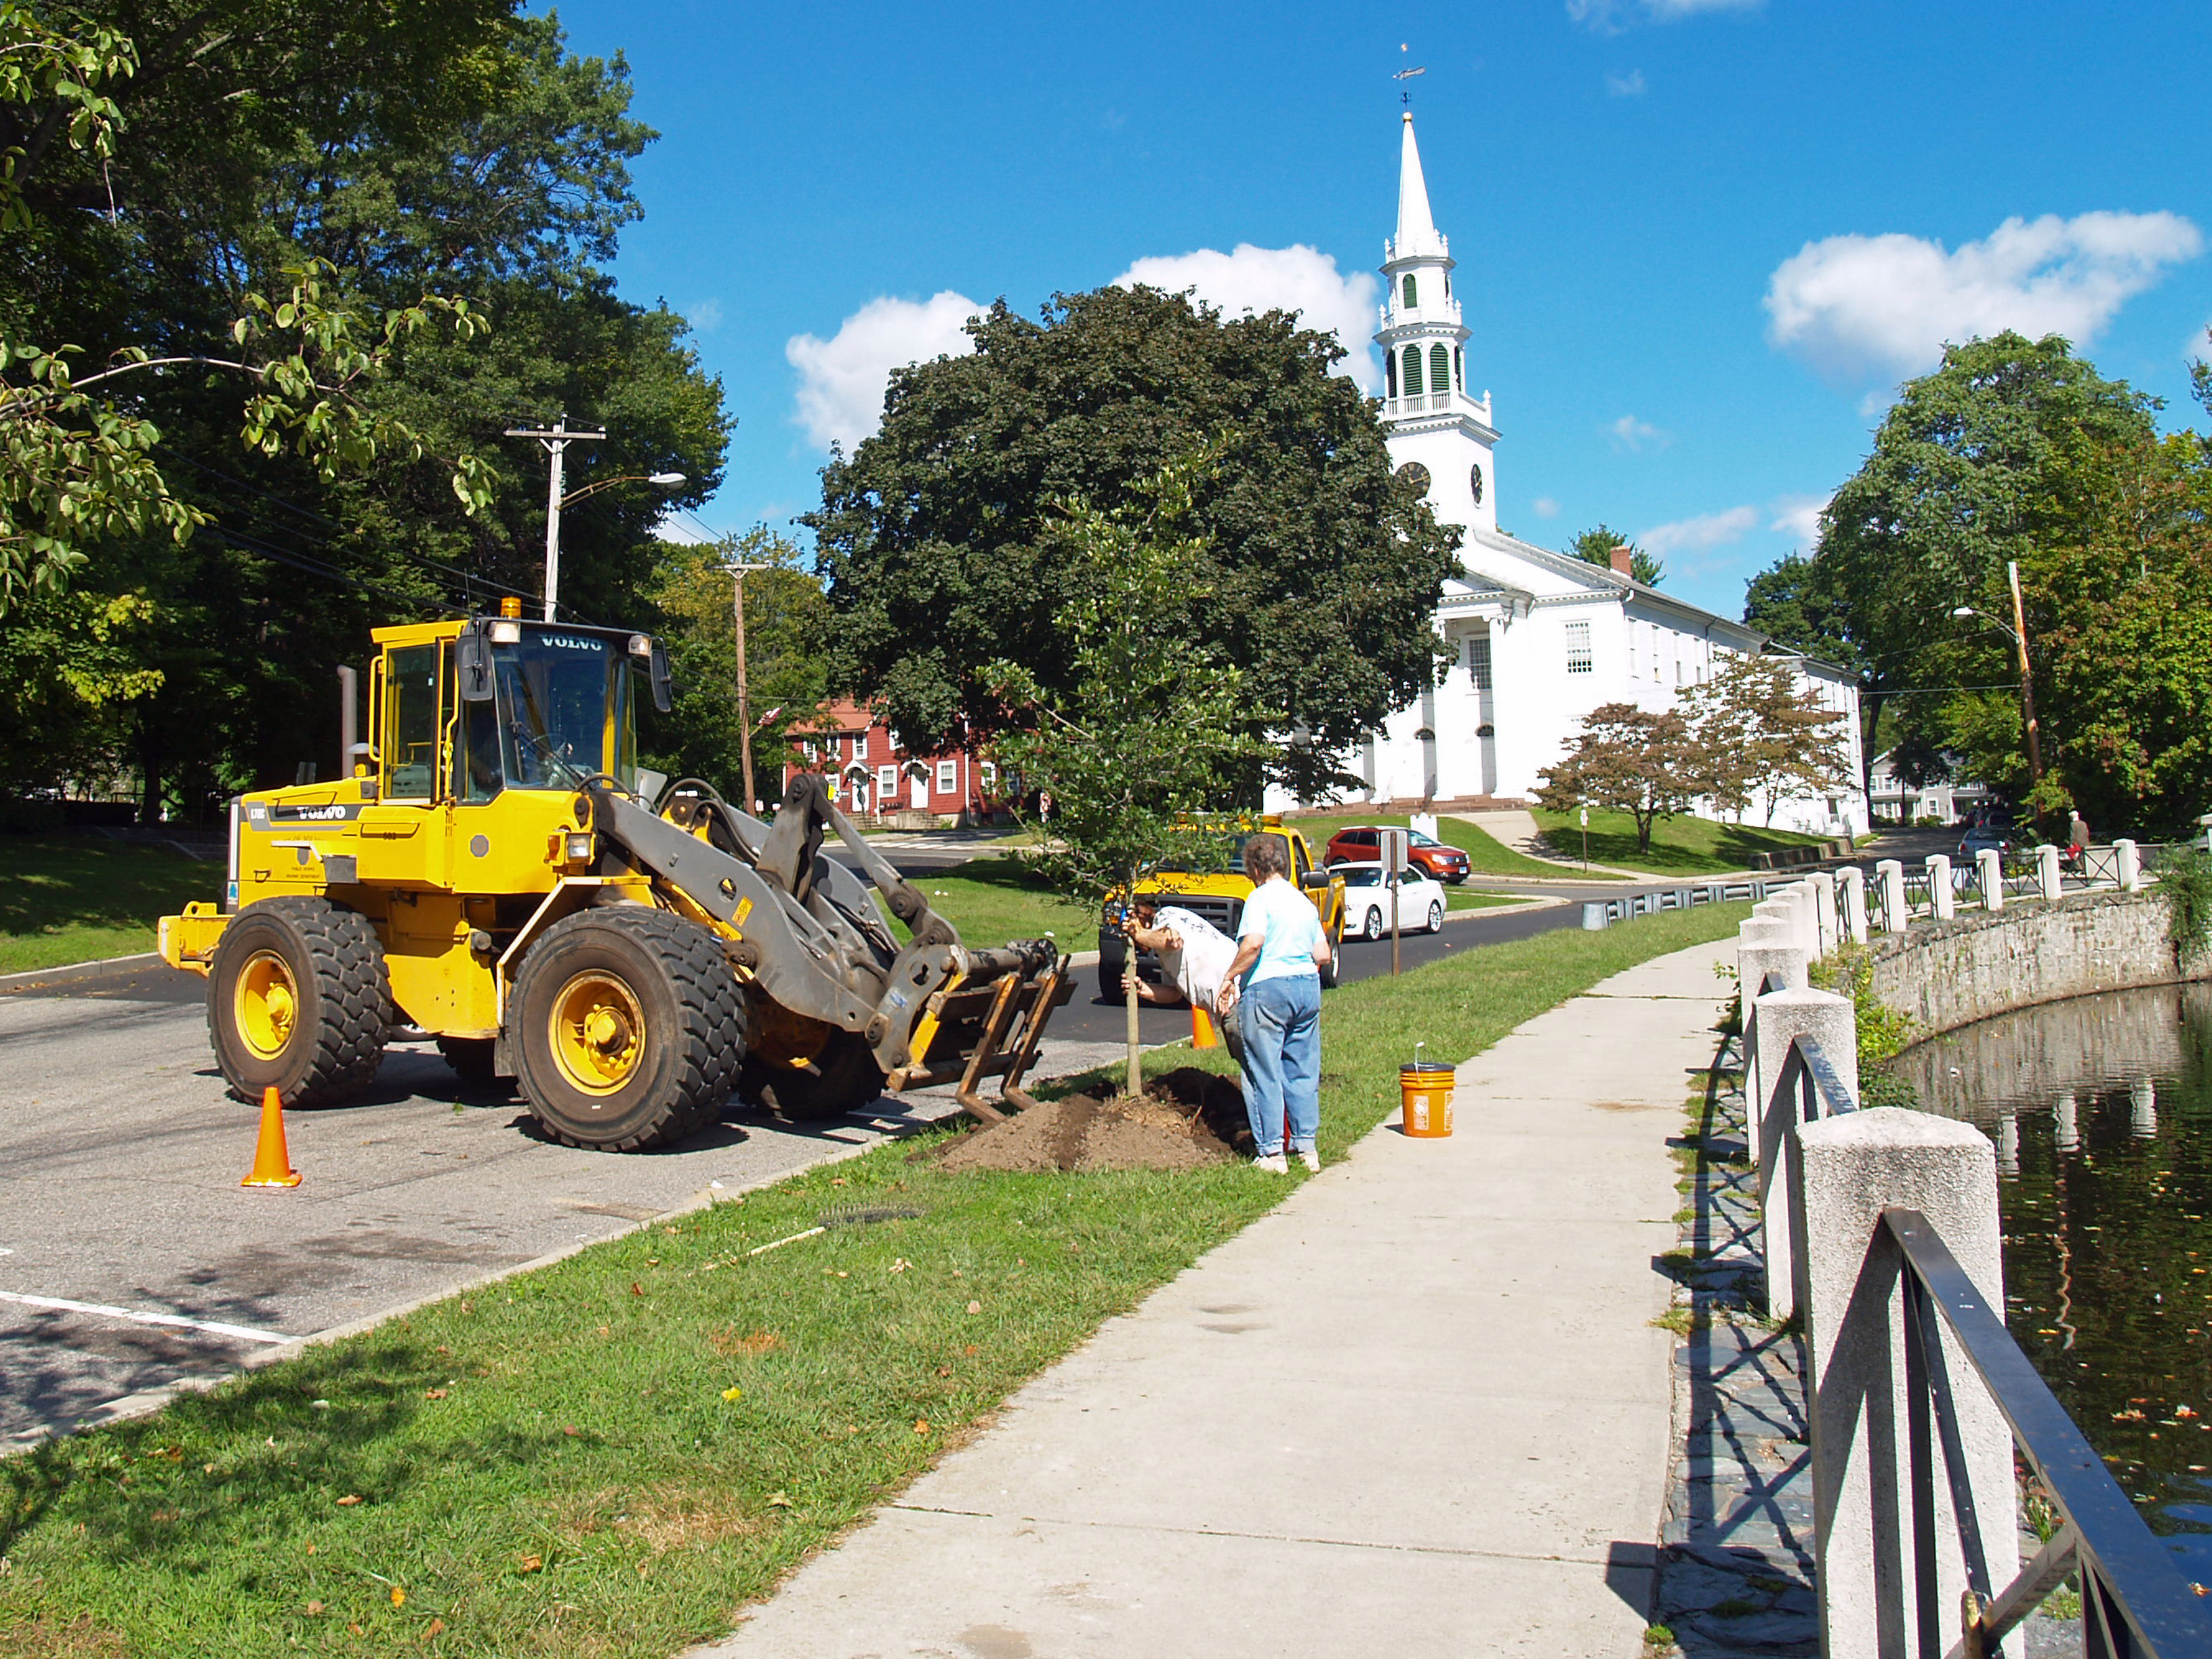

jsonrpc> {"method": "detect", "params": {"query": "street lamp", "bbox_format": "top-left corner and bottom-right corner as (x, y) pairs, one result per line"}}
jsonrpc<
(504, 416), (687, 620)
(721, 560), (774, 813)
(1952, 557), (2043, 823)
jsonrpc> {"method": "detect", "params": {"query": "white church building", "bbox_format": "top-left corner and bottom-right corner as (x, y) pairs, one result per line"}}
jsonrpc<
(1269, 113), (1868, 839)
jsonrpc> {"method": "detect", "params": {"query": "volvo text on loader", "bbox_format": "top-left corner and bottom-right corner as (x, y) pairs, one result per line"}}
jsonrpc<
(159, 604), (1071, 1150)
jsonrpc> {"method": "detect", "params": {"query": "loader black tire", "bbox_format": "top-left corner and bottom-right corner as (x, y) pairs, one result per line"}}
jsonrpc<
(741, 1029), (887, 1122)
(207, 897), (390, 1109)
(510, 907), (745, 1151)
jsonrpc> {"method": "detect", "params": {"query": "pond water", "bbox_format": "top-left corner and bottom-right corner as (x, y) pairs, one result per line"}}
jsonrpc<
(1893, 980), (2212, 1579)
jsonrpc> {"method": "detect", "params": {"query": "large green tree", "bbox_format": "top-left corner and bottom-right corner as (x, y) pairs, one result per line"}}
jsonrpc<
(803, 285), (1460, 800)
(1569, 523), (1663, 586)
(0, 4), (729, 818)
(1788, 331), (2162, 812)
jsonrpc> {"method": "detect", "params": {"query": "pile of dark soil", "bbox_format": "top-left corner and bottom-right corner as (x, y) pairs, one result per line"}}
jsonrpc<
(935, 1067), (1251, 1173)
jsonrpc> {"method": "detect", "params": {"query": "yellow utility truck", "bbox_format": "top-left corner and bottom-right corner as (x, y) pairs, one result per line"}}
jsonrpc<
(1096, 819), (1347, 999)
(160, 605), (1069, 1149)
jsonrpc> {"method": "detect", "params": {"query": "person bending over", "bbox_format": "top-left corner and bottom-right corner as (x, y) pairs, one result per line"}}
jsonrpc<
(1122, 893), (1244, 1061)
(1216, 833), (1330, 1173)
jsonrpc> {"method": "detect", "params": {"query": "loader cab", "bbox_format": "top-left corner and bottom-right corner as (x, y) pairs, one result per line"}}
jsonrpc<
(369, 611), (671, 805)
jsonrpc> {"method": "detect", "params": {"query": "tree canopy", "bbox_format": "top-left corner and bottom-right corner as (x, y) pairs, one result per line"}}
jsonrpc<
(1757, 329), (2209, 836)
(0, 3), (730, 819)
(804, 284), (1460, 800)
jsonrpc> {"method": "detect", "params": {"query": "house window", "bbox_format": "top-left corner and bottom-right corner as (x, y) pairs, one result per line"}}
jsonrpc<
(1401, 273), (1418, 309)
(1466, 635), (1492, 691)
(1429, 344), (1450, 396)
(876, 764), (898, 798)
(1401, 345), (1423, 396)
(936, 759), (957, 794)
(852, 730), (867, 761)
(1565, 620), (1593, 675)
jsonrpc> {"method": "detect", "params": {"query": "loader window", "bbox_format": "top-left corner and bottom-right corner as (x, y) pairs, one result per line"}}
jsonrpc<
(385, 644), (439, 800)
(492, 631), (626, 790)
(459, 698), (503, 804)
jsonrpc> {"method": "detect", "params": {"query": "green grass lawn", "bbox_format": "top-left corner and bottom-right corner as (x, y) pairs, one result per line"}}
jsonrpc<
(0, 834), (220, 975)
(1448, 888), (1535, 911)
(1529, 808), (1831, 876)
(1286, 810), (1625, 880)
(888, 855), (1098, 951)
(0, 901), (1749, 1659)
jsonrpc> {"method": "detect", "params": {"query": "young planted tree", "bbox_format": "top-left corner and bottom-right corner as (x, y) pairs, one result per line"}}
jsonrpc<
(1533, 703), (1702, 856)
(988, 453), (1265, 1099)
(1682, 653), (1854, 826)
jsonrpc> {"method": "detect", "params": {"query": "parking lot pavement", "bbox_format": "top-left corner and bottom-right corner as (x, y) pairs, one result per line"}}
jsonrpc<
(0, 966), (1127, 1448)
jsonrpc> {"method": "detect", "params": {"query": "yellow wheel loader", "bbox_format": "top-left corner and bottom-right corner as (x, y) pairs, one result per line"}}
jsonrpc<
(159, 605), (1071, 1150)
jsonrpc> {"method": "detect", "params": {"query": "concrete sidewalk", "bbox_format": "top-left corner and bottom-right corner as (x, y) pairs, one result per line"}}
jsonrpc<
(690, 938), (1734, 1659)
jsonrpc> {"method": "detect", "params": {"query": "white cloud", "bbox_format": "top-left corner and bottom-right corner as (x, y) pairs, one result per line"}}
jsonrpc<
(1765, 211), (2204, 381)
(785, 291), (983, 453)
(1114, 244), (1382, 390)
(1532, 496), (1561, 519)
(2187, 322), (2212, 364)
(1767, 493), (1829, 549)
(1607, 413), (1668, 453)
(1570, 0), (1757, 30)
(1605, 69), (1646, 96)
(689, 298), (724, 333)
(1640, 504), (1757, 557)
(653, 510), (714, 546)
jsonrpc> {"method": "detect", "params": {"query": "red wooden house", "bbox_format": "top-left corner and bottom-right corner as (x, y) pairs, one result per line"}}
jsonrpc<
(783, 700), (1001, 824)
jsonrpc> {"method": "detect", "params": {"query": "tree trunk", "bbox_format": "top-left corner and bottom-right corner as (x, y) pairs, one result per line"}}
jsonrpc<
(136, 716), (163, 827)
(1123, 865), (1142, 1101)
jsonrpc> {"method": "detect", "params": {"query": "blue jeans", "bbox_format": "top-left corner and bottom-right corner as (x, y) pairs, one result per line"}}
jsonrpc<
(1240, 973), (1321, 1155)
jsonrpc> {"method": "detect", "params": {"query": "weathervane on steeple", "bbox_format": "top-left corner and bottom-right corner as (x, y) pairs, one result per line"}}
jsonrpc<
(1393, 43), (1425, 105)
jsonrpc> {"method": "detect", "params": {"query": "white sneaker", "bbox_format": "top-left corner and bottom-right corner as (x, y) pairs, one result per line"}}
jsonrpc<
(1295, 1148), (1321, 1172)
(1253, 1152), (1289, 1174)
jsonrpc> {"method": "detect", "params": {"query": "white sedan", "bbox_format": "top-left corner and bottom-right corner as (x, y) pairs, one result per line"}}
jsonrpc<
(1331, 860), (1448, 939)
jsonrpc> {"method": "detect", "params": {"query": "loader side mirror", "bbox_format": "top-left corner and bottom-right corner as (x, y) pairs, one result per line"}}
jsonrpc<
(456, 623), (495, 704)
(648, 640), (673, 714)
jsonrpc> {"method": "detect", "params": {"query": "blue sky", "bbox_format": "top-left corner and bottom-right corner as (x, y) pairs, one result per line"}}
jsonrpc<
(546, 0), (2212, 621)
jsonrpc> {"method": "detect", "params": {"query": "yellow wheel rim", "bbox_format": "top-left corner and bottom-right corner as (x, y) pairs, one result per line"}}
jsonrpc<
(548, 970), (647, 1097)
(235, 949), (300, 1061)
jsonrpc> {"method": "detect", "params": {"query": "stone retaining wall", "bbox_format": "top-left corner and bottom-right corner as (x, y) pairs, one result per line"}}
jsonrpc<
(1868, 886), (2193, 1036)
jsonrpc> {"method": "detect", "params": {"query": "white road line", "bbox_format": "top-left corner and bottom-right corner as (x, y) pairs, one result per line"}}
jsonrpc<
(0, 1290), (287, 1345)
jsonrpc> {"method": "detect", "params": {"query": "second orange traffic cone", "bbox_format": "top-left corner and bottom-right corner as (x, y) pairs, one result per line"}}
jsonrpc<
(241, 1085), (302, 1188)
(1191, 1004), (1221, 1050)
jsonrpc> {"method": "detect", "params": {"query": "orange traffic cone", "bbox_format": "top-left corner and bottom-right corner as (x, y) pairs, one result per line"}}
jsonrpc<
(1191, 1004), (1221, 1050)
(241, 1085), (302, 1188)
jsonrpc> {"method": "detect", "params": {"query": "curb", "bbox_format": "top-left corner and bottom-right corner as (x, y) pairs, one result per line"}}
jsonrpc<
(0, 951), (159, 994)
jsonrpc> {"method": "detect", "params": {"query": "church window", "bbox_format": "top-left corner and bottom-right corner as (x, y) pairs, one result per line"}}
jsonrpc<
(1386, 351), (1397, 398)
(1401, 345), (1423, 396)
(1401, 274), (1418, 309)
(1429, 344), (1450, 397)
(1454, 346), (1463, 388)
(1466, 635), (1492, 691)
(1565, 621), (1593, 675)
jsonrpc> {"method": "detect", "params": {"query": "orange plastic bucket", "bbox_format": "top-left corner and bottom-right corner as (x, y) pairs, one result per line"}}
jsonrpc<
(1400, 1063), (1456, 1138)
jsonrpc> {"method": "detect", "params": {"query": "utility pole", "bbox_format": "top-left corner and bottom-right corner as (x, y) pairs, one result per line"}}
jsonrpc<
(724, 558), (772, 812)
(504, 417), (605, 621)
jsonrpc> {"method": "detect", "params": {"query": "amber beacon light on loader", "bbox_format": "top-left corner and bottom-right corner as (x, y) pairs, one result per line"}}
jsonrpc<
(159, 602), (1071, 1151)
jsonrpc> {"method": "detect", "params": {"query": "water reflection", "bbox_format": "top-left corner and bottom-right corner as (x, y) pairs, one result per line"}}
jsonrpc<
(1891, 981), (2212, 1578)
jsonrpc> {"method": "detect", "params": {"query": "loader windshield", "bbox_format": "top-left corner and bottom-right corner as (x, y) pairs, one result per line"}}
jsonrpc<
(491, 630), (633, 791)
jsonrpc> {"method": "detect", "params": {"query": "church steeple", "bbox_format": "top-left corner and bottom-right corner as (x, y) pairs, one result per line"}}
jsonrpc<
(1376, 110), (1498, 535)
(1394, 112), (1442, 257)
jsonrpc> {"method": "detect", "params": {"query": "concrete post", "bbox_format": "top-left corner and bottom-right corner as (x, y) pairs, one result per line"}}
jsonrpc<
(1580, 901), (1607, 930)
(1875, 859), (1907, 933)
(1809, 871), (1838, 958)
(1797, 1109), (2018, 1659)
(1750, 985), (1856, 1321)
(2115, 838), (2141, 891)
(1790, 882), (1820, 956)
(1975, 846), (2003, 911)
(1838, 865), (1869, 945)
(1924, 854), (1954, 920)
(1737, 939), (1809, 1168)
(2037, 842), (2062, 902)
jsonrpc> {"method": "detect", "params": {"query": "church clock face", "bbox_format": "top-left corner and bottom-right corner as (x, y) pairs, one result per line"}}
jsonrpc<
(1396, 462), (1431, 496)
(1469, 464), (1485, 506)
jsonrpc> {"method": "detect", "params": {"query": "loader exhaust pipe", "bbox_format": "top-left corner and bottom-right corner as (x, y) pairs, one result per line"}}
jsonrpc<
(337, 665), (359, 781)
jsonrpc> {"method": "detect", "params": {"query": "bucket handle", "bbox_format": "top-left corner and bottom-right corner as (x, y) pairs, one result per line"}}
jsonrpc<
(1413, 1040), (1426, 1072)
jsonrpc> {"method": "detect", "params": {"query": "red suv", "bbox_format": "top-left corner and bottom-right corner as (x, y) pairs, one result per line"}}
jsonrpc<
(1323, 825), (1471, 884)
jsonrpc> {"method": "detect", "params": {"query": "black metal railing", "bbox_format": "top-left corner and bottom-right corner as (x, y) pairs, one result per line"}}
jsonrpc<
(1883, 1208), (2212, 1658)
